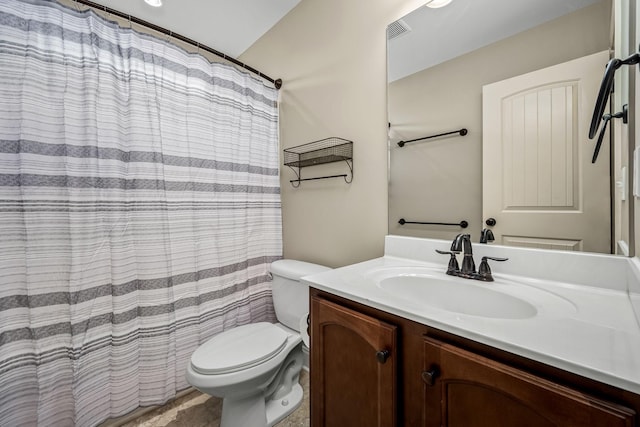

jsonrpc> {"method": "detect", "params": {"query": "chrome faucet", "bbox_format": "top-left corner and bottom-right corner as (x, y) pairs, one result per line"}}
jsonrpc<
(436, 233), (508, 282)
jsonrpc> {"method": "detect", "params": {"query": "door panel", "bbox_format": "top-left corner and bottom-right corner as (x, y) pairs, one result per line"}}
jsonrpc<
(483, 51), (611, 253)
(502, 235), (581, 251)
(502, 84), (576, 209)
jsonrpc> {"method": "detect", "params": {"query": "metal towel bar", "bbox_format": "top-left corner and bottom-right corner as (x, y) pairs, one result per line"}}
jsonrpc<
(397, 128), (468, 147)
(398, 218), (469, 228)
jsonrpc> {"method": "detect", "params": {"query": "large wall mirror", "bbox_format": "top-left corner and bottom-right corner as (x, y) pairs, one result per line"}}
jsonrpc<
(387, 0), (634, 255)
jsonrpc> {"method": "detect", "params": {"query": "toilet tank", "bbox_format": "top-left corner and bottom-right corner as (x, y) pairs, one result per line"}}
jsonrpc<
(269, 260), (331, 331)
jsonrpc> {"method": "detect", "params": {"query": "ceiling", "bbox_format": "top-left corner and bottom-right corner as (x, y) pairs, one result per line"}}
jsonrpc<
(388, 0), (604, 82)
(90, 0), (604, 82)
(93, 0), (301, 57)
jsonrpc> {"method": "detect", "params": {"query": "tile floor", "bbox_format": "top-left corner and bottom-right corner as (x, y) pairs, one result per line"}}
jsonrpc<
(119, 370), (310, 427)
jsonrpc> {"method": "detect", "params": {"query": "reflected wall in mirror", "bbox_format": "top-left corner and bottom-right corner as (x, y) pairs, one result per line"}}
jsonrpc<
(387, 0), (633, 255)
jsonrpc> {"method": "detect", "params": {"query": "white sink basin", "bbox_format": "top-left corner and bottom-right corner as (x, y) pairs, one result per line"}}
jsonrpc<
(378, 275), (536, 319)
(366, 267), (576, 319)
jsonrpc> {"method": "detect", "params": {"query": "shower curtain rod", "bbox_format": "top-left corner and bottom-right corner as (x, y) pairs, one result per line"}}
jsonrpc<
(73, 0), (283, 89)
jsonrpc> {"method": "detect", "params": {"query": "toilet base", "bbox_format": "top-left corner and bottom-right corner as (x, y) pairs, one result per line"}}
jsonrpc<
(220, 393), (267, 427)
(219, 343), (304, 427)
(219, 382), (303, 427)
(266, 382), (303, 427)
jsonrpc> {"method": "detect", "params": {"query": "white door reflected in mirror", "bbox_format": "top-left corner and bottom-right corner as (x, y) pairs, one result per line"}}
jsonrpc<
(482, 51), (611, 253)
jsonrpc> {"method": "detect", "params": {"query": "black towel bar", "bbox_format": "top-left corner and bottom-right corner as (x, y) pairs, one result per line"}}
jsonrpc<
(397, 128), (467, 147)
(398, 218), (468, 228)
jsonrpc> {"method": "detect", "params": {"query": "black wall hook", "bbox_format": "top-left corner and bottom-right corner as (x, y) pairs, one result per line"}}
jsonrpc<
(589, 53), (640, 140)
(592, 104), (628, 163)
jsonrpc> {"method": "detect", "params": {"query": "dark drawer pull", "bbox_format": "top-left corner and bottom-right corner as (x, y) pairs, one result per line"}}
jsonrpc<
(376, 350), (390, 364)
(422, 367), (440, 386)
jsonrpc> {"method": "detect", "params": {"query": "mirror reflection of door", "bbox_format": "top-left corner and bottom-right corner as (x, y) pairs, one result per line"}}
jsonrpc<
(482, 51), (611, 253)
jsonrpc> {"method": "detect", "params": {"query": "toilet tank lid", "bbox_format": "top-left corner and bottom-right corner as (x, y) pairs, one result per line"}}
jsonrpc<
(270, 259), (331, 280)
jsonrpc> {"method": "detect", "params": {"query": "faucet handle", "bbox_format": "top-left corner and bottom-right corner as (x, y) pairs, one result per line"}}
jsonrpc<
(484, 256), (508, 262)
(435, 249), (460, 275)
(477, 256), (508, 282)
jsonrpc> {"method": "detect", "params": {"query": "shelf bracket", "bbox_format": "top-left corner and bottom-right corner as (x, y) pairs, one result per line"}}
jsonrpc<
(288, 159), (353, 187)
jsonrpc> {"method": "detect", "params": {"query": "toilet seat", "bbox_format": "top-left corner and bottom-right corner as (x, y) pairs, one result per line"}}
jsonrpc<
(191, 322), (289, 375)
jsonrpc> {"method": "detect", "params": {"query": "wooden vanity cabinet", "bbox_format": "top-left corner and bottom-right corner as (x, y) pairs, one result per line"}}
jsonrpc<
(310, 295), (397, 426)
(422, 336), (636, 427)
(310, 288), (640, 427)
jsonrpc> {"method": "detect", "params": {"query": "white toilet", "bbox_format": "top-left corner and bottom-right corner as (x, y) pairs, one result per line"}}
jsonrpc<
(185, 259), (330, 427)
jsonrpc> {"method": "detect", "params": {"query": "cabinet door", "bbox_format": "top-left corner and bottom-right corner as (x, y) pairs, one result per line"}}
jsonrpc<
(422, 336), (636, 427)
(310, 296), (397, 427)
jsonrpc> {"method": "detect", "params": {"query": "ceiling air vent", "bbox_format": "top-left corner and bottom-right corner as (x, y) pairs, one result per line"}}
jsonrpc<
(387, 19), (411, 41)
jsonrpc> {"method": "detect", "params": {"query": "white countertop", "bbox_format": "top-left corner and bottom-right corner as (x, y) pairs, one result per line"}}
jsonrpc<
(302, 236), (640, 394)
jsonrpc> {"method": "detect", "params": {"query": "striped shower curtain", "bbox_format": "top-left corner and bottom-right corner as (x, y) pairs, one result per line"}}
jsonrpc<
(0, 1), (281, 425)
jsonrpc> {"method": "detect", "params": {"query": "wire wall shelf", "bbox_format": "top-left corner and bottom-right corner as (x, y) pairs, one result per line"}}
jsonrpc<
(284, 137), (353, 187)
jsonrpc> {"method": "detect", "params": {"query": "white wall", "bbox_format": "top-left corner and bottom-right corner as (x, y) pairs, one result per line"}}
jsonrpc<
(240, 0), (426, 267)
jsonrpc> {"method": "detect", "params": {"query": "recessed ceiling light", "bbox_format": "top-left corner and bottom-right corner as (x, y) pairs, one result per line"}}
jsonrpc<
(144, 0), (162, 7)
(426, 0), (452, 8)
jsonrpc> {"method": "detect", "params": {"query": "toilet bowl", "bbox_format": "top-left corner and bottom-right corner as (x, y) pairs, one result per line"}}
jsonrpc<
(185, 260), (330, 427)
